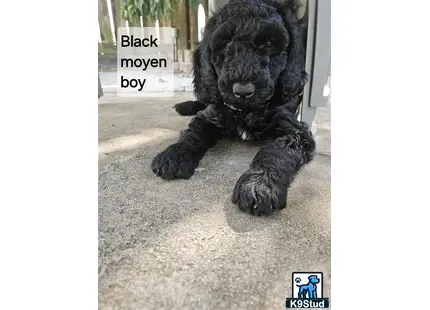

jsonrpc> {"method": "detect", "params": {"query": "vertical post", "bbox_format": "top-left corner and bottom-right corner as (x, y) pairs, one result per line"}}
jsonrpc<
(173, 1), (189, 61)
(309, 0), (331, 109)
(98, 74), (103, 98)
(189, 4), (199, 51)
(298, 0), (317, 130)
(106, 0), (117, 44)
(299, 0), (331, 136)
(112, 0), (126, 41)
(173, 28), (179, 62)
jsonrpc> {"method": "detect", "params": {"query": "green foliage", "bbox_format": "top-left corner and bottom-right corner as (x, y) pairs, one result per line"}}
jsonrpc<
(153, 0), (173, 19)
(186, 0), (200, 9)
(124, 0), (170, 20)
(123, 1), (142, 23)
(123, 0), (203, 22)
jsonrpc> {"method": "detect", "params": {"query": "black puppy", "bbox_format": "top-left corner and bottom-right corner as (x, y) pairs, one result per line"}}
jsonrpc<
(152, 0), (316, 216)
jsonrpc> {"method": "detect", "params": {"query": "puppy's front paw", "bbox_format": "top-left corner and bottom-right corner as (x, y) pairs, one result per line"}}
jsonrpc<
(173, 100), (206, 116)
(232, 169), (287, 216)
(151, 143), (199, 180)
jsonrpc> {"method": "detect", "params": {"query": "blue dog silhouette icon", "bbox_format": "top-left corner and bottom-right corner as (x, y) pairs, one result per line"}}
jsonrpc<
(296, 275), (320, 299)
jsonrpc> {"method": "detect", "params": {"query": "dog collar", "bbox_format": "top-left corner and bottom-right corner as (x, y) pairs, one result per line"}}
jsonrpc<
(224, 102), (242, 111)
(224, 91), (303, 112)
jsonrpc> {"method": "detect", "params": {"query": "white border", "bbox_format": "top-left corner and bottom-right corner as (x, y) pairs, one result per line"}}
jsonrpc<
(0, 0), (429, 309)
(333, 0), (430, 309)
(0, 0), (97, 309)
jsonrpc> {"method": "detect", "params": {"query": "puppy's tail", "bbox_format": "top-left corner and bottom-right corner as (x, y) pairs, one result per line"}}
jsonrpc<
(173, 100), (207, 116)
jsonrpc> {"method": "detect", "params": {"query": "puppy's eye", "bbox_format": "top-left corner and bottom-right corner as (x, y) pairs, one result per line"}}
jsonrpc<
(266, 41), (273, 48)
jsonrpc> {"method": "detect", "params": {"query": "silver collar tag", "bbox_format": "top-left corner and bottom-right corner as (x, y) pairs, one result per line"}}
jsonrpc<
(224, 102), (242, 111)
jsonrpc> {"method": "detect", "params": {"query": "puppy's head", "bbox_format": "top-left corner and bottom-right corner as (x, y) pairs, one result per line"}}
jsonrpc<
(211, 13), (288, 111)
(193, 0), (307, 113)
(308, 275), (320, 284)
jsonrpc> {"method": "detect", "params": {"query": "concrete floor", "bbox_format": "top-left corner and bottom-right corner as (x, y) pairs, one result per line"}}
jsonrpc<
(98, 91), (331, 310)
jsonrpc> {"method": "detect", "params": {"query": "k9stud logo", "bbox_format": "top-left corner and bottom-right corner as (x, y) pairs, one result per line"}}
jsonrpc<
(286, 272), (329, 308)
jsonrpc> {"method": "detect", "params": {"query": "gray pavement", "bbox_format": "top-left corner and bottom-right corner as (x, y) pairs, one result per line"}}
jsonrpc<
(98, 92), (331, 310)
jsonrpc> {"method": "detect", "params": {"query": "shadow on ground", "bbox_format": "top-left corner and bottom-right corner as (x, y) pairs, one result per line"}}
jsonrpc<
(98, 93), (331, 310)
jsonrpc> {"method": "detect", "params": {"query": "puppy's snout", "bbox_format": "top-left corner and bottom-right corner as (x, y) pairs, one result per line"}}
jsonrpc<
(233, 82), (255, 98)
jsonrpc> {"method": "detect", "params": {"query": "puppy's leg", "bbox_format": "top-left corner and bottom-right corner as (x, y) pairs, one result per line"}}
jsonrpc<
(311, 288), (317, 298)
(232, 113), (316, 215)
(174, 100), (207, 116)
(152, 106), (224, 180)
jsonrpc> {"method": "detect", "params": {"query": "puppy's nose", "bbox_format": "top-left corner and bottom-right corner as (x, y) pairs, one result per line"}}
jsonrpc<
(233, 82), (255, 98)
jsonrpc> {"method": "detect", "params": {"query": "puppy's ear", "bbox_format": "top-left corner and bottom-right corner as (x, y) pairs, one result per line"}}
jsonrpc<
(277, 1), (309, 110)
(192, 17), (223, 105)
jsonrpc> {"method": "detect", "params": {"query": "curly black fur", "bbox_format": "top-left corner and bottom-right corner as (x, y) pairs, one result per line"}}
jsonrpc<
(152, 0), (316, 216)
